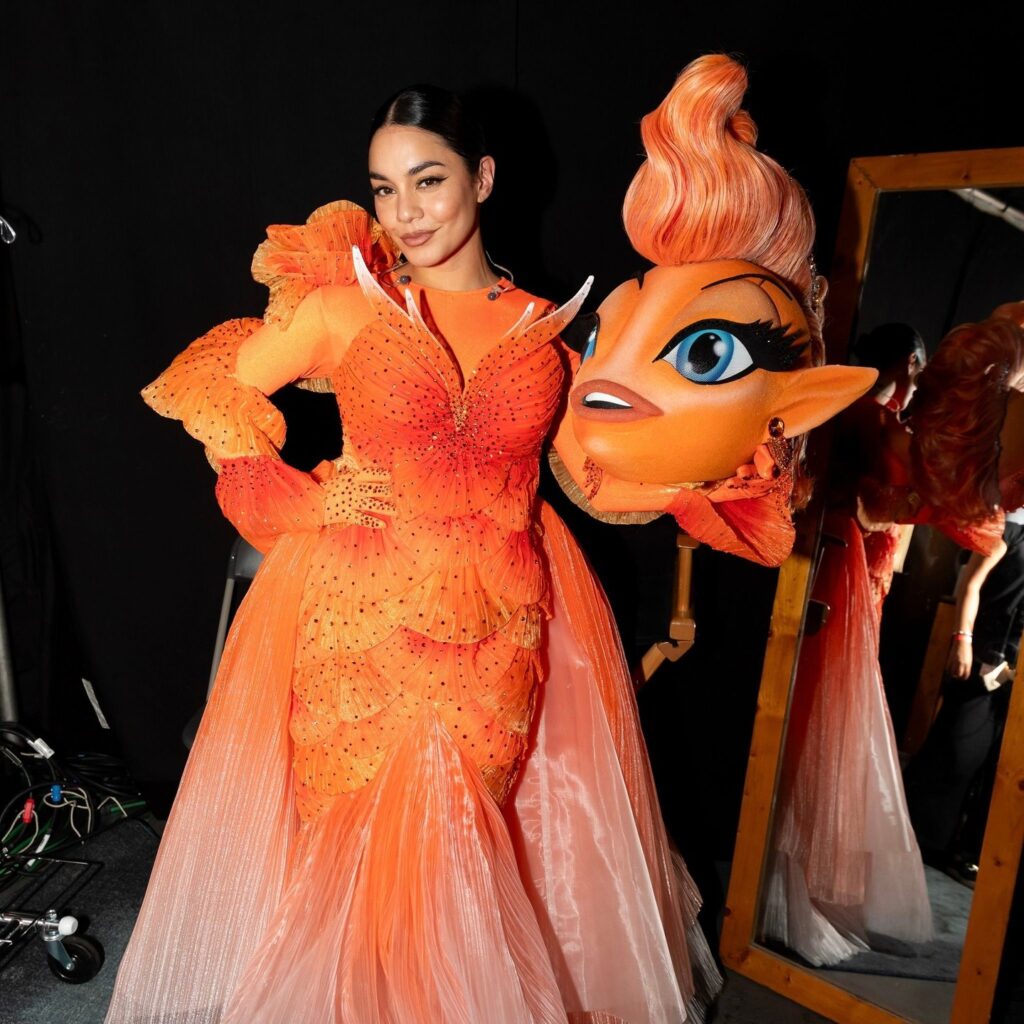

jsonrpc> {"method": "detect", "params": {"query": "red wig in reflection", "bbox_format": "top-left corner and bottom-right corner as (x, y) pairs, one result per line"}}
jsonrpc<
(911, 314), (1024, 523)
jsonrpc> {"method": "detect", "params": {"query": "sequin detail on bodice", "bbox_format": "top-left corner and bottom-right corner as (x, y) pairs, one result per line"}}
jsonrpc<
(290, 287), (568, 820)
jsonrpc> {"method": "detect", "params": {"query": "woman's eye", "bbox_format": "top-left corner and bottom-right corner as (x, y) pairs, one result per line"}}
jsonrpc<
(660, 327), (753, 384)
(371, 185), (394, 198)
(581, 325), (598, 363)
(416, 176), (446, 189)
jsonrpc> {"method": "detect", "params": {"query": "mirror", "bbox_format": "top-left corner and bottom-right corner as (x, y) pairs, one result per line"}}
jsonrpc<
(720, 148), (1024, 1024)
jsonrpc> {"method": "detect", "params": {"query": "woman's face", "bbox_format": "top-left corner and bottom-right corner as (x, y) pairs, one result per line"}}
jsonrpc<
(368, 125), (493, 270)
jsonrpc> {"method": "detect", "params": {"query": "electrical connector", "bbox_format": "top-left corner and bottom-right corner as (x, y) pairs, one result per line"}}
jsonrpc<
(28, 736), (56, 759)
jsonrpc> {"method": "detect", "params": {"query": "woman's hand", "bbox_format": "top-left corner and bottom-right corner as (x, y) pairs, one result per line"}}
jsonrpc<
(947, 635), (973, 680)
(319, 453), (395, 529)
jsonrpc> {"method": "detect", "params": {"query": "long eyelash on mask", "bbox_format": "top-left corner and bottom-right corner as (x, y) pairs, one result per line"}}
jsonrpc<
(653, 318), (808, 372)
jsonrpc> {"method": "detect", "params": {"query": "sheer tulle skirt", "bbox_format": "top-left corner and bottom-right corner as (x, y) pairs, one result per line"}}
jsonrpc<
(104, 506), (719, 1023)
(762, 517), (932, 966)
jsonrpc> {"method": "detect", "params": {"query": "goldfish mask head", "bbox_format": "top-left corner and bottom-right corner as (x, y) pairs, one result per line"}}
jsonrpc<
(571, 259), (872, 485)
(564, 54), (874, 507)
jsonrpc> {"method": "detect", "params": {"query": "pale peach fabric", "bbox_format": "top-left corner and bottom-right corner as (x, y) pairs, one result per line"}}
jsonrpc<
(762, 517), (932, 965)
(104, 508), (718, 1023)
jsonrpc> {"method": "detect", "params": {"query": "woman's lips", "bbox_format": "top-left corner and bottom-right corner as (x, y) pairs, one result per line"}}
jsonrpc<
(400, 230), (436, 247)
(570, 379), (664, 421)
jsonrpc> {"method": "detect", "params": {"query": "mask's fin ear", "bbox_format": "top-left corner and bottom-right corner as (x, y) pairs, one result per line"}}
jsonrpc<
(770, 364), (878, 437)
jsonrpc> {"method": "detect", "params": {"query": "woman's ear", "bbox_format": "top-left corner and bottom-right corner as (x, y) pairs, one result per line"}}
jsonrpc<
(476, 156), (495, 203)
(769, 364), (878, 438)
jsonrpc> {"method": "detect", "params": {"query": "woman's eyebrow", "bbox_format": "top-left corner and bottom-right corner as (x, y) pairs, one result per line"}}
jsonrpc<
(368, 160), (447, 181)
(407, 160), (446, 175)
(700, 272), (795, 301)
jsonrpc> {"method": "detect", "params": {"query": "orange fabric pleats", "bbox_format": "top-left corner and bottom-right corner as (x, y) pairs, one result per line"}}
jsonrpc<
(117, 209), (718, 1021)
(511, 505), (720, 1022)
(221, 709), (567, 1024)
(104, 505), (720, 1023)
(762, 517), (932, 965)
(104, 532), (312, 1023)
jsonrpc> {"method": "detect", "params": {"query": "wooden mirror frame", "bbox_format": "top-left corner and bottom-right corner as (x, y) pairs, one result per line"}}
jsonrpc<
(719, 147), (1024, 1024)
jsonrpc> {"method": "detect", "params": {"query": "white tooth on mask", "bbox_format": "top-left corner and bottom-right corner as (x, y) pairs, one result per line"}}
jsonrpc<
(585, 392), (632, 408)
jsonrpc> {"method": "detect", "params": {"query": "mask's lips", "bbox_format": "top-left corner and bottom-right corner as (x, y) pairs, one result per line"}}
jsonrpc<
(570, 379), (664, 421)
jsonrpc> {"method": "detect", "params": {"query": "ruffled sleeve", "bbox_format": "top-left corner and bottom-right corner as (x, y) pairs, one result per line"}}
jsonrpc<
(666, 464), (797, 568)
(142, 200), (398, 551)
(914, 505), (1005, 556)
(142, 316), (325, 552)
(251, 199), (400, 328)
(141, 317), (286, 462)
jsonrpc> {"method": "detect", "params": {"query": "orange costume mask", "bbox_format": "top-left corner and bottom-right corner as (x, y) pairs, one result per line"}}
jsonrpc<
(552, 56), (875, 566)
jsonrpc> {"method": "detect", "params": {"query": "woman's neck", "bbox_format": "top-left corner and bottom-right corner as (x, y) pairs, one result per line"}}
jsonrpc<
(403, 230), (497, 292)
(871, 370), (898, 406)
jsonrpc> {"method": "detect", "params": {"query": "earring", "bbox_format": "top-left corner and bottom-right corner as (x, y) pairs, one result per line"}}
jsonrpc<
(766, 417), (793, 477)
(752, 417), (793, 480)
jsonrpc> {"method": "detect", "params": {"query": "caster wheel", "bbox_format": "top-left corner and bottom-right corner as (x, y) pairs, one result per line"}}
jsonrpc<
(47, 934), (105, 984)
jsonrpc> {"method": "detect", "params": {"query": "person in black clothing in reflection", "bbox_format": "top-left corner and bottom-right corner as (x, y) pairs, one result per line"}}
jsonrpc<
(905, 510), (1024, 884)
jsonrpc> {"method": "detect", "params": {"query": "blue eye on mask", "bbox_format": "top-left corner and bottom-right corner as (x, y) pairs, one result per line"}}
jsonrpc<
(655, 318), (806, 385)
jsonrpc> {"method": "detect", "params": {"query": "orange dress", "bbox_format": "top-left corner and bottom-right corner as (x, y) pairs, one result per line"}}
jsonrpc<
(761, 400), (932, 966)
(104, 204), (718, 1024)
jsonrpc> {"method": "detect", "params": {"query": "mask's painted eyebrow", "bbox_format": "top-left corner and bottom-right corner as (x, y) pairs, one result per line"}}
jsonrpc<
(368, 160), (447, 181)
(700, 272), (795, 302)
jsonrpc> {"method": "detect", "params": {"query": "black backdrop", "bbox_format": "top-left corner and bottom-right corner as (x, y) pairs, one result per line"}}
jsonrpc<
(3, 1), (1023, 823)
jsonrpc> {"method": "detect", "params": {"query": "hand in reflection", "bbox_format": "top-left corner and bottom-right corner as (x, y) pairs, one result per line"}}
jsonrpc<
(947, 635), (973, 679)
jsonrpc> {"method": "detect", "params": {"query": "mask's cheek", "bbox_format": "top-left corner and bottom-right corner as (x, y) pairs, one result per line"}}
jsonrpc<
(572, 376), (776, 485)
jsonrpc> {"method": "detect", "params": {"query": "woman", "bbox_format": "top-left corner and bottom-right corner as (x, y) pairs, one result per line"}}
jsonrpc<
(104, 86), (717, 1024)
(761, 325), (935, 967)
(844, 323), (926, 613)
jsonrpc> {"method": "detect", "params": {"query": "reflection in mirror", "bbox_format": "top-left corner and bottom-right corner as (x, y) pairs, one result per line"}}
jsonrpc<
(755, 182), (1024, 1024)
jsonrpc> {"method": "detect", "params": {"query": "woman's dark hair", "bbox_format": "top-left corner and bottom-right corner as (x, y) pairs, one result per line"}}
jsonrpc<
(369, 84), (487, 173)
(853, 322), (926, 372)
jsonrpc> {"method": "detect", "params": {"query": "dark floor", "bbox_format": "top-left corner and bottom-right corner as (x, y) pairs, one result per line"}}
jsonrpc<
(0, 818), (158, 1024)
(0, 817), (836, 1024)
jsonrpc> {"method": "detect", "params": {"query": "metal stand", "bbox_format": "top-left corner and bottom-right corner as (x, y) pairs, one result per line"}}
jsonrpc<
(0, 569), (19, 722)
(636, 531), (700, 687)
(0, 853), (105, 983)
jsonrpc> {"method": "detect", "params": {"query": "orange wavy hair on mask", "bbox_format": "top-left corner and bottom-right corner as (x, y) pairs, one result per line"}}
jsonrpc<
(622, 54), (823, 507)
